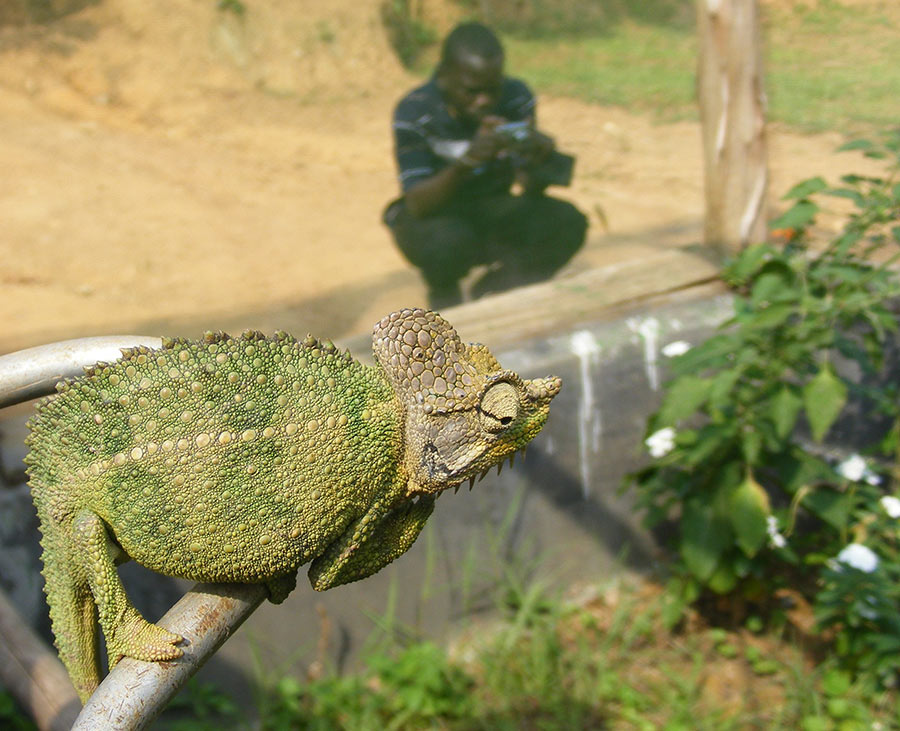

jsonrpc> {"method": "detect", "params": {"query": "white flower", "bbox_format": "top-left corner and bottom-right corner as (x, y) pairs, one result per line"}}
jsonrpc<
(836, 454), (882, 485)
(865, 470), (883, 486)
(662, 340), (691, 357)
(836, 454), (867, 482)
(645, 427), (676, 458)
(836, 543), (879, 573)
(880, 495), (900, 519)
(766, 515), (787, 548)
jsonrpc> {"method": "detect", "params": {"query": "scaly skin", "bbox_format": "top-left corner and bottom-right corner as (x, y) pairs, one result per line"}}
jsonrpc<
(24, 308), (561, 702)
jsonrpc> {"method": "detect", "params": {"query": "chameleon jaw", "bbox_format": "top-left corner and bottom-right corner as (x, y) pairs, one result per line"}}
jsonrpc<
(446, 446), (528, 496)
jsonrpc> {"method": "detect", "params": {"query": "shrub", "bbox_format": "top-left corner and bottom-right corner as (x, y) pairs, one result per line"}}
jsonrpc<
(628, 129), (900, 682)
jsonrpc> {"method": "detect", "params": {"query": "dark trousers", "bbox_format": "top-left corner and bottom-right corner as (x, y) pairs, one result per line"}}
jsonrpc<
(386, 193), (587, 308)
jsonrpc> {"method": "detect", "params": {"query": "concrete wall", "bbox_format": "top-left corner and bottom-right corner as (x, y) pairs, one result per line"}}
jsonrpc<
(0, 290), (736, 702)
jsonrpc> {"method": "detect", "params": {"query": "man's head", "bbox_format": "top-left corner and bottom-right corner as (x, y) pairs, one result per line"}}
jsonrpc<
(436, 22), (505, 125)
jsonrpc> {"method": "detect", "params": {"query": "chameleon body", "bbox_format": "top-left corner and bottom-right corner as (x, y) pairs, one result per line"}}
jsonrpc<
(24, 308), (560, 702)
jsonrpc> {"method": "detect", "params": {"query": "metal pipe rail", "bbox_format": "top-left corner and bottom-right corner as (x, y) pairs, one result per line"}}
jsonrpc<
(0, 337), (269, 730)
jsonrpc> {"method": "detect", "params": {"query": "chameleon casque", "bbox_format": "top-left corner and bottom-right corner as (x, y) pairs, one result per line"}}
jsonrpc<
(24, 307), (561, 701)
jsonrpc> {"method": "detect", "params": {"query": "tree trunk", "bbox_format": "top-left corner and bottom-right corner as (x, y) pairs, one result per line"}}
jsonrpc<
(696, 0), (768, 257)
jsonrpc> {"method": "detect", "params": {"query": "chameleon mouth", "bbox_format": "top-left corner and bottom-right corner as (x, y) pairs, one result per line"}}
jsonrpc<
(440, 445), (529, 497)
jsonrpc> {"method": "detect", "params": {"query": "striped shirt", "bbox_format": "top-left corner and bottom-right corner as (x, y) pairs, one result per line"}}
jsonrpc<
(390, 76), (536, 201)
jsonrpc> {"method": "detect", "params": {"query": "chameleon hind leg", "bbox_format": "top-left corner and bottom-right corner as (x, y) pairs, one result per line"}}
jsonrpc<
(71, 509), (183, 675)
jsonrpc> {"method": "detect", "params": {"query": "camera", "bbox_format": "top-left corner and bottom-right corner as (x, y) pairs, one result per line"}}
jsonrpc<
(494, 120), (575, 187)
(494, 120), (535, 146)
(529, 150), (575, 188)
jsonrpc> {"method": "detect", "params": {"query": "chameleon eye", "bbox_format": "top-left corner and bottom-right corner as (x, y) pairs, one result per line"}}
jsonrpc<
(479, 381), (519, 432)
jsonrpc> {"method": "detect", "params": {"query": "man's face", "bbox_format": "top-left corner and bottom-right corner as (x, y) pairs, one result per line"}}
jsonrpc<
(438, 52), (504, 125)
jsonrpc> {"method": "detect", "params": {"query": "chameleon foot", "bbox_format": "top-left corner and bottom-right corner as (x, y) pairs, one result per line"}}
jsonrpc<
(107, 608), (184, 669)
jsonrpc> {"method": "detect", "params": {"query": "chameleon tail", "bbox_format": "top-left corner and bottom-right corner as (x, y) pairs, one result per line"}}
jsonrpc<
(34, 494), (102, 703)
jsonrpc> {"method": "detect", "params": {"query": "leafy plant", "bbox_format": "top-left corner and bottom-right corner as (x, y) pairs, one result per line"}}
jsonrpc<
(160, 678), (243, 730)
(628, 129), (900, 680)
(216, 0), (246, 17)
(258, 641), (472, 730)
(0, 689), (35, 731)
(380, 0), (437, 69)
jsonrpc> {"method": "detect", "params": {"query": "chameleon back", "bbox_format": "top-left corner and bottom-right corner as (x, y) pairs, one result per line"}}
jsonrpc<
(25, 330), (402, 583)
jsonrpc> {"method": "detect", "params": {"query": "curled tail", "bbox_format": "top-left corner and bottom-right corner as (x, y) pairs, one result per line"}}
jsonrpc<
(25, 446), (102, 704)
(33, 496), (101, 703)
(25, 383), (105, 701)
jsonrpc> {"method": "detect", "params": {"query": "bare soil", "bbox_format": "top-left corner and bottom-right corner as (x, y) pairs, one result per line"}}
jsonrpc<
(0, 0), (886, 353)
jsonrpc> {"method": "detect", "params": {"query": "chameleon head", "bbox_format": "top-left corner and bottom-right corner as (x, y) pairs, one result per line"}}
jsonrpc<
(373, 308), (561, 495)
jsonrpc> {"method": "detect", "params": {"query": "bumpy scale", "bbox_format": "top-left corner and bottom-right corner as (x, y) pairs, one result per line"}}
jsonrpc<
(24, 308), (561, 702)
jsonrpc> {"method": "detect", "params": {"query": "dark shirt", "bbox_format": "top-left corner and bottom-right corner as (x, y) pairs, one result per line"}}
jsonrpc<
(389, 76), (536, 210)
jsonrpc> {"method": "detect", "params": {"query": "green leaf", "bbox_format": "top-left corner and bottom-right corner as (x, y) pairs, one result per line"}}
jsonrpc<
(770, 200), (819, 230)
(750, 265), (795, 305)
(801, 716), (831, 731)
(741, 428), (763, 465)
(681, 423), (735, 466)
(707, 561), (738, 594)
(825, 187), (864, 206)
(802, 364), (847, 442)
(745, 302), (794, 330)
(681, 501), (732, 582)
(655, 375), (710, 427)
(802, 488), (852, 530)
(782, 176), (827, 200)
(769, 386), (803, 440)
(708, 368), (743, 409)
(821, 668), (851, 697)
(724, 243), (777, 283)
(668, 333), (741, 377)
(729, 474), (771, 557)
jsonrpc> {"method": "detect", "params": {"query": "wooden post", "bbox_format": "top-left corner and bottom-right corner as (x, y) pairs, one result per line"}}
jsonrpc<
(696, 0), (768, 257)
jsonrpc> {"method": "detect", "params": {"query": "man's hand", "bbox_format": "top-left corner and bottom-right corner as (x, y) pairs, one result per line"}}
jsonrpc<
(403, 115), (507, 218)
(462, 115), (508, 166)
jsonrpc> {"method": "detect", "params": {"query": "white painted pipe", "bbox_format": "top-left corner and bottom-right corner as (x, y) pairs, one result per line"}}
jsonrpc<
(0, 336), (162, 408)
(72, 582), (267, 730)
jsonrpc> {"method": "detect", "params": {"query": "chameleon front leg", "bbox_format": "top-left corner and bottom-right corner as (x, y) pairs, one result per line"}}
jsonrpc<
(308, 495), (436, 591)
(71, 509), (184, 670)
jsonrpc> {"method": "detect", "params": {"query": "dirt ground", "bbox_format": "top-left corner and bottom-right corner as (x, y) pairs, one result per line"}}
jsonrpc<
(0, 0), (886, 354)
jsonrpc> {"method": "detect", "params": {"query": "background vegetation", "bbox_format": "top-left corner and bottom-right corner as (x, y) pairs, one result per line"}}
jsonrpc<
(388, 0), (900, 134)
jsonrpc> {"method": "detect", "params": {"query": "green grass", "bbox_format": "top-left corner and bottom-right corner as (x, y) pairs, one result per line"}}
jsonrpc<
(763, 2), (900, 133)
(421, 1), (900, 134)
(246, 578), (900, 729)
(504, 23), (698, 123)
(4, 577), (897, 729)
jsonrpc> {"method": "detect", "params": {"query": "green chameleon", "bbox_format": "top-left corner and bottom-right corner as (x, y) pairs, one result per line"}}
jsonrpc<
(24, 307), (561, 702)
